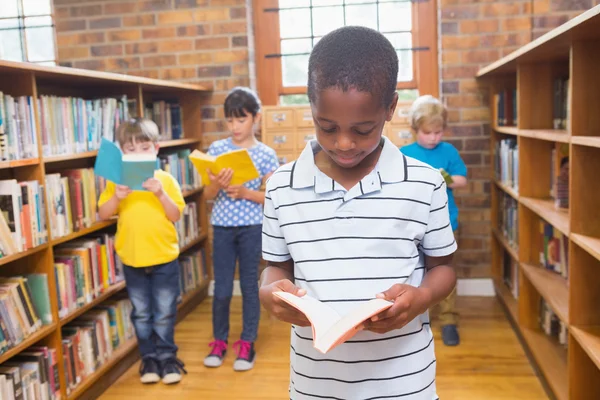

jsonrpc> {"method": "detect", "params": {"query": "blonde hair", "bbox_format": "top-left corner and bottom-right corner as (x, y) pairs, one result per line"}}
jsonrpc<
(409, 95), (447, 131)
(116, 118), (160, 147)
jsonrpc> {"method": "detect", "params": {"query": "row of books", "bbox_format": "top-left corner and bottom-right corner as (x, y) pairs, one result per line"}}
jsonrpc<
(159, 149), (201, 192)
(55, 234), (124, 320)
(0, 345), (60, 400)
(62, 296), (134, 395)
(495, 138), (518, 190)
(550, 143), (569, 209)
(539, 298), (568, 349)
(39, 95), (131, 157)
(553, 76), (570, 131)
(177, 202), (200, 248)
(179, 248), (208, 299)
(0, 275), (53, 355)
(495, 88), (517, 127)
(144, 101), (184, 142)
(540, 220), (569, 279)
(0, 179), (48, 255)
(502, 250), (519, 300)
(0, 93), (39, 162)
(499, 192), (518, 250)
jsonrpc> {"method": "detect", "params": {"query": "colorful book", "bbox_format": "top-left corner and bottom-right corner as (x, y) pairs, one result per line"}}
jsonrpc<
(273, 291), (393, 354)
(189, 148), (259, 186)
(93, 138), (156, 191)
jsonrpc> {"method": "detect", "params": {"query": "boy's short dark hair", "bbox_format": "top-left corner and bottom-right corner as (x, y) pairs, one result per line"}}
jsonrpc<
(224, 86), (261, 118)
(307, 26), (399, 108)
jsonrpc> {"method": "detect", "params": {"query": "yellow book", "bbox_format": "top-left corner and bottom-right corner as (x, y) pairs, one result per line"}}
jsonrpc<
(189, 148), (259, 186)
(100, 244), (109, 290)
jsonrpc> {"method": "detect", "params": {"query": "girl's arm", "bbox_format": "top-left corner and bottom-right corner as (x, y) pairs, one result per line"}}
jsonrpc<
(225, 172), (274, 204)
(205, 168), (234, 201)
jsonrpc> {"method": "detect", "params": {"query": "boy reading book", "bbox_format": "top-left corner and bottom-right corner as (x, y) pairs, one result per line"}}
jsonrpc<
(401, 95), (468, 346)
(202, 87), (279, 372)
(259, 27), (457, 400)
(97, 118), (187, 385)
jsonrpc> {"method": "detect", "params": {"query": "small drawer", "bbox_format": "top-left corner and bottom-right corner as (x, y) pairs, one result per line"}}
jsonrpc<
(295, 108), (314, 128)
(387, 125), (414, 147)
(392, 102), (412, 126)
(296, 129), (317, 151)
(265, 132), (296, 152)
(265, 109), (294, 129)
(276, 151), (297, 166)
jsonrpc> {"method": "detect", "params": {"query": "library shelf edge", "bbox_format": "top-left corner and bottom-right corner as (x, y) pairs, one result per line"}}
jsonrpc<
(66, 279), (209, 400)
(571, 136), (600, 149)
(518, 129), (570, 143)
(59, 281), (128, 327)
(571, 233), (600, 263)
(519, 197), (569, 237)
(50, 219), (118, 247)
(520, 262), (569, 324)
(494, 179), (519, 200)
(493, 279), (518, 322)
(0, 323), (57, 365)
(0, 158), (40, 169)
(0, 243), (49, 268)
(570, 326), (600, 371)
(494, 126), (518, 136)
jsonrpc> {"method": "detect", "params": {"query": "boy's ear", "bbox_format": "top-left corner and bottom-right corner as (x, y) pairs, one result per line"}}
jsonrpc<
(386, 92), (399, 122)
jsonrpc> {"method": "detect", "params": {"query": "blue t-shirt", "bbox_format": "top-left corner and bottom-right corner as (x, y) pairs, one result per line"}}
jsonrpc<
(400, 142), (467, 231)
(208, 138), (280, 227)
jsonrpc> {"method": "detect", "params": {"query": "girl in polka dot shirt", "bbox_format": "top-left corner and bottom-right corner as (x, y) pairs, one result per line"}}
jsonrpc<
(202, 87), (279, 372)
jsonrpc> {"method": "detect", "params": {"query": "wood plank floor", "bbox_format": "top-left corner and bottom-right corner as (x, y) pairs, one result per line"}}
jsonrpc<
(99, 296), (548, 399)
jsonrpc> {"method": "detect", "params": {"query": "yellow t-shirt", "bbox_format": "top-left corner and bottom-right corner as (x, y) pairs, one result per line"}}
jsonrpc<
(98, 169), (186, 268)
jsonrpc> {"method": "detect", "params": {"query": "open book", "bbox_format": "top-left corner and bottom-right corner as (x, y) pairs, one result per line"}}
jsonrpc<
(189, 149), (259, 186)
(274, 291), (393, 354)
(94, 138), (157, 191)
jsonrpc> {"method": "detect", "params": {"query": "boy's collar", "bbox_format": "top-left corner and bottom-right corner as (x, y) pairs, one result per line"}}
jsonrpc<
(289, 136), (407, 191)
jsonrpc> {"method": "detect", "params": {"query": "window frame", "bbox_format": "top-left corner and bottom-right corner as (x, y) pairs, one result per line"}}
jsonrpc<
(0, 0), (57, 65)
(253, 0), (439, 106)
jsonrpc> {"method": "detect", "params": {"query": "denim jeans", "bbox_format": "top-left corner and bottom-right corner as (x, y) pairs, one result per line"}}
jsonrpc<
(212, 225), (262, 342)
(123, 259), (180, 361)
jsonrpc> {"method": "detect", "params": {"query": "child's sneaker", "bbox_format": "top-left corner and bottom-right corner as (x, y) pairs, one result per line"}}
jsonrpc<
(233, 340), (255, 371)
(139, 357), (161, 384)
(161, 357), (187, 384)
(204, 340), (228, 367)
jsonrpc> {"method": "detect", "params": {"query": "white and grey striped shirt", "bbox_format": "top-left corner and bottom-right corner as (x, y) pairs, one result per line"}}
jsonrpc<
(262, 136), (457, 400)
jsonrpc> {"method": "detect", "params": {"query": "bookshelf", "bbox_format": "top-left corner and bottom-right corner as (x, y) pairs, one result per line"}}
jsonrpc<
(478, 5), (600, 400)
(0, 59), (211, 399)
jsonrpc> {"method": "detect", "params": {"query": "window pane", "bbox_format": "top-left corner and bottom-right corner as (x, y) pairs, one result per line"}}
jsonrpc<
(0, 0), (20, 18)
(312, 6), (344, 37)
(379, 1), (412, 32)
(312, 0), (343, 6)
(279, 8), (311, 39)
(282, 55), (309, 87)
(23, 0), (52, 16)
(384, 33), (413, 81)
(281, 38), (311, 55)
(24, 16), (52, 27)
(279, 0), (310, 8)
(280, 94), (310, 106)
(345, 4), (378, 30)
(0, 31), (24, 62)
(397, 89), (419, 102)
(26, 26), (55, 62)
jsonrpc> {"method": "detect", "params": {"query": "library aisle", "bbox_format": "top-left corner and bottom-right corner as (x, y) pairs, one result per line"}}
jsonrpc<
(100, 297), (548, 400)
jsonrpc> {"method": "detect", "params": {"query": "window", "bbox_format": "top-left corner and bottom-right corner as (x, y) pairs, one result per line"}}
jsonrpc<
(0, 0), (56, 65)
(253, 0), (438, 106)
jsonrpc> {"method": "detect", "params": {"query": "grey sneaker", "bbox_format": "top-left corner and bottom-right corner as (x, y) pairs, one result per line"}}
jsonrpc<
(204, 340), (228, 368)
(232, 340), (255, 372)
(139, 357), (161, 384)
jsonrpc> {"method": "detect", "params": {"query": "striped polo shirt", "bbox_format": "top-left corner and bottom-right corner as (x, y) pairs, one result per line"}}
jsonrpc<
(262, 136), (457, 400)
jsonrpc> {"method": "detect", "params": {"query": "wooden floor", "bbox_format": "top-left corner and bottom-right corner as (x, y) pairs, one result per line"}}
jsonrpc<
(99, 296), (548, 399)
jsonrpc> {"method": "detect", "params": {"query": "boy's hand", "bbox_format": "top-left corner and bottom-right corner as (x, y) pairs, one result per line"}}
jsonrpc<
(142, 178), (164, 197)
(115, 185), (132, 200)
(259, 279), (311, 327)
(208, 168), (233, 189)
(363, 284), (432, 334)
(225, 185), (248, 200)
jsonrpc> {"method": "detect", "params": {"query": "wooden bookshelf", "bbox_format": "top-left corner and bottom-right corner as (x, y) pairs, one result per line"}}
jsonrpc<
(479, 5), (600, 399)
(0, 59), (211, 399)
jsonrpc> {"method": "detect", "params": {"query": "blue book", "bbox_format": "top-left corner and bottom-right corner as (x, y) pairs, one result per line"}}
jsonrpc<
(94, 138), (156, 191)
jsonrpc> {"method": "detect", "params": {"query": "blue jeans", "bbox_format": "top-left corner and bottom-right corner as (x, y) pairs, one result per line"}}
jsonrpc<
(123, 259), (180, 361)
(212, 225), (261, 342)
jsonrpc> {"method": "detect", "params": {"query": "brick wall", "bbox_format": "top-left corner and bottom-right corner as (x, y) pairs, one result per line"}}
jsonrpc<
(53, 0), (252, 149)
(439, 0), (599, 278)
